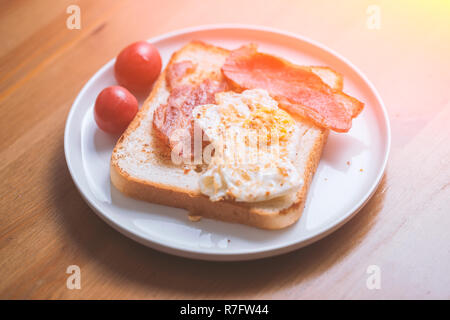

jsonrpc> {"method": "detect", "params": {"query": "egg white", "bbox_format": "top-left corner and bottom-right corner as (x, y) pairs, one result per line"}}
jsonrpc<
(193, 89), (303, 202)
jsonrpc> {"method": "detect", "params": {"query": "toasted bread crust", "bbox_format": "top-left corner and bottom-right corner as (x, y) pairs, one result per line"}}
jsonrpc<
(111, 129), (327, 229)
(110, 41), (328, 229)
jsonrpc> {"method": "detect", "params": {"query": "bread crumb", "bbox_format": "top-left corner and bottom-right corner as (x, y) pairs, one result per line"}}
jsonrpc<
(188, 215), (202, 222)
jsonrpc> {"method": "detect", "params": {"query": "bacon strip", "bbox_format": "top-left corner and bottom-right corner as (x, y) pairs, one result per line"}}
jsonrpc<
(153, 61), (227, 155)
(221, 45), (363, 132)
(166, 60), (196, 89)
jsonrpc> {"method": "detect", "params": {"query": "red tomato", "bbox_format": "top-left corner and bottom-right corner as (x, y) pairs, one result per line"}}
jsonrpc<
(114, 41), (162, 95)
(94, 86), (138, 134)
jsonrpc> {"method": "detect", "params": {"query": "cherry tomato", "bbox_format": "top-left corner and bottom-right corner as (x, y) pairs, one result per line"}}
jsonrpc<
(114, 41), (162, 95)
(94, 86), (138, 134)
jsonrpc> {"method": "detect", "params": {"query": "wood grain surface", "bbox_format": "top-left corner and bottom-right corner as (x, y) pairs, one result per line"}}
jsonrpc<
(1, 0), (449, 299)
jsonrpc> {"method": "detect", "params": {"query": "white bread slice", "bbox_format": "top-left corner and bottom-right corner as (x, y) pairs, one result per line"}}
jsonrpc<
(111, 41), (330, 229)
(307, 66), (343, 91)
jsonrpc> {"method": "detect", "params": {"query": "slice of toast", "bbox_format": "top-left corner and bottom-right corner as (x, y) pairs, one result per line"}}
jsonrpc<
(110, 41), (330, 229)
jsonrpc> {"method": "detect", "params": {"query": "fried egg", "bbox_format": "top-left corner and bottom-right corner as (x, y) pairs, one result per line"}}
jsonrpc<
(193, 89), (303, 202)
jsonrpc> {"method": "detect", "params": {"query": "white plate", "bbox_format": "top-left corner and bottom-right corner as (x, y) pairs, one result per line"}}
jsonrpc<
(64, 25), (390, 261)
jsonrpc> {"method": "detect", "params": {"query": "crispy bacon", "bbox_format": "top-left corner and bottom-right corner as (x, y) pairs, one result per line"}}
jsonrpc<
(166, 60), (196, 89)
(153, 60), (227, 155)
(222, 45), (363, 132)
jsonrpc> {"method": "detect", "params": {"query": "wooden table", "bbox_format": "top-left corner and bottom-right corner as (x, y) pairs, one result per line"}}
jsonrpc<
(1, 0), (449, 299)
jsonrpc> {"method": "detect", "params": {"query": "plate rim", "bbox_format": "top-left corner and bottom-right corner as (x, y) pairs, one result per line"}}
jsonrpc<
(64, 23), (391, 261)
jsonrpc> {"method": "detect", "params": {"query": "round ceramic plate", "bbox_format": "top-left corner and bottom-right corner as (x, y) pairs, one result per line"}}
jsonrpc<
(64, 25), (390, 261)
